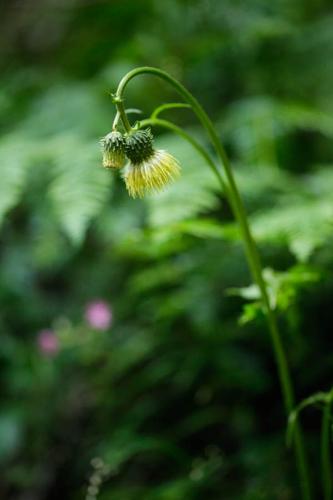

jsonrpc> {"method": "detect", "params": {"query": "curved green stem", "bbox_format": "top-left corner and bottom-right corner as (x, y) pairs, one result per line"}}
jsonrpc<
(322, 389), (333, 499)
(113, 66), (312, 499)
(112, 97), (132, 132)
(125, 108), (143, 115)
(151, 103), (191, 120)
(112, 108), (142, 131)
(112, 111), (120, 131)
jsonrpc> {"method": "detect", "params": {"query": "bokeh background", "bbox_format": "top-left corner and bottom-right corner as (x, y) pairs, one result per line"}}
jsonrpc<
(1, 0), (333, 498)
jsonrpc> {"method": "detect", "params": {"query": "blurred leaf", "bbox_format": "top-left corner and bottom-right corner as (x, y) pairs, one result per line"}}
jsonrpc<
(0, 413), (22, 462)
(229, 266), (319, 323)
(146, 133), (219, 227)
(101, 432), (189, 470)
(48, 135), (112, 245)
(252, 196), (333, 261)
(287, 391), (329, 446)
(20, 83), (110, 138)
(0, 134), (30, 226)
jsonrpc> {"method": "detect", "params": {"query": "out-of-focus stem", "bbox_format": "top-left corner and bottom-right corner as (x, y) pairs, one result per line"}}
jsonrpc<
(322, 389), (333, 500)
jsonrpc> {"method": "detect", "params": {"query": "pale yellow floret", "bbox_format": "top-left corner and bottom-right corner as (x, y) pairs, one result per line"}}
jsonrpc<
(102, 150), (125, 169)
(122, 150), (181, 198)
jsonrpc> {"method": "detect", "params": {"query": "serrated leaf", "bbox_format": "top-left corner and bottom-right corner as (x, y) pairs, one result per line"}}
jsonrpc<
(20, 83), (110, 138)
(48, 135), (112, 245)
(0, 135), (30, 226)
(229, 266), (319, 324)
(252, 199), (333, 262)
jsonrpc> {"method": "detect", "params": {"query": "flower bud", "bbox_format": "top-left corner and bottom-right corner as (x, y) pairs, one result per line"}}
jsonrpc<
(100, 131), (126, 169)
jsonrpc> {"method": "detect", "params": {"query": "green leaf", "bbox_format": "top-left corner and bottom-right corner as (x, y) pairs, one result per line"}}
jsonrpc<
(0, 134), (30, 226)
(287, 391), (329, 446)
(20, 83), (110, 138)
(228, 266), (319, 323)
(170, 218), (237, 240)
(252, 198), (333, 261)
(101, 432), (189, 470)
(48, 135), (112, 245)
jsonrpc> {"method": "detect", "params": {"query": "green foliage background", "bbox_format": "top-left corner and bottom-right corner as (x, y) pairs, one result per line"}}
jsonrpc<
(1, 0), (333, 498)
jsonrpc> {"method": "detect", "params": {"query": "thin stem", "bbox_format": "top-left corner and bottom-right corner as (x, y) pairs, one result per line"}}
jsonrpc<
(125, 108), (143, 115)
(113, 109), (142, 131)
(151, 103), (191, 119)
(112, 97), (132, 132)
(112, 110), (120, 131)
(114, 67), (312, 499)
(322, 390), (333, 500)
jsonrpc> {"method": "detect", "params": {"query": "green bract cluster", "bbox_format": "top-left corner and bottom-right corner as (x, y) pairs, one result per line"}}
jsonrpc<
(101, 128), (155, 168)
(125, 129), (154, 164)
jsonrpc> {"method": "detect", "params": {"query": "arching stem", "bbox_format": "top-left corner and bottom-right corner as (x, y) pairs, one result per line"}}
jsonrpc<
(151, 102), (191, 119)
(322, 389), (333, 499)
(113, 67), (312, 499)
(112, 97), (132, 132)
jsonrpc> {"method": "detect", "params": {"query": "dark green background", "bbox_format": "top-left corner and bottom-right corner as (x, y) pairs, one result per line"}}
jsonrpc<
(1, 0), (333, 498)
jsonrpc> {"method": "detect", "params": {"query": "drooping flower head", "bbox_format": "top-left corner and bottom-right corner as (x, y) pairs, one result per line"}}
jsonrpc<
(85, 300), (112, 331)
(37, 329), (59, 357)
(123, 128), (180, 198)
(100, 130), (126, 169)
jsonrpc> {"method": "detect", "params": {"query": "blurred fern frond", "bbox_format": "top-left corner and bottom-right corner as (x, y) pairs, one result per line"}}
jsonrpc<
(0, 134), (32, 225)
(48, 135), (112, 245)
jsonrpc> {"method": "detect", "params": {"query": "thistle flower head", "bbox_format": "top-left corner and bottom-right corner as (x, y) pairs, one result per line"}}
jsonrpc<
(100, 130), (125, 169)
(123, 129), (180, 198)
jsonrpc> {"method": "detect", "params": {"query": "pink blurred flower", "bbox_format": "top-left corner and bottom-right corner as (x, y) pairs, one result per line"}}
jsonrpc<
(85, 300), (112, 331)
(37, 329), (59, 357)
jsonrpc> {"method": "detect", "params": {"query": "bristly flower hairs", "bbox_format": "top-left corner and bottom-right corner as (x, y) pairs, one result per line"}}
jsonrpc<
(101, 106), (180, 198)
(100, 67), (315, 500)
